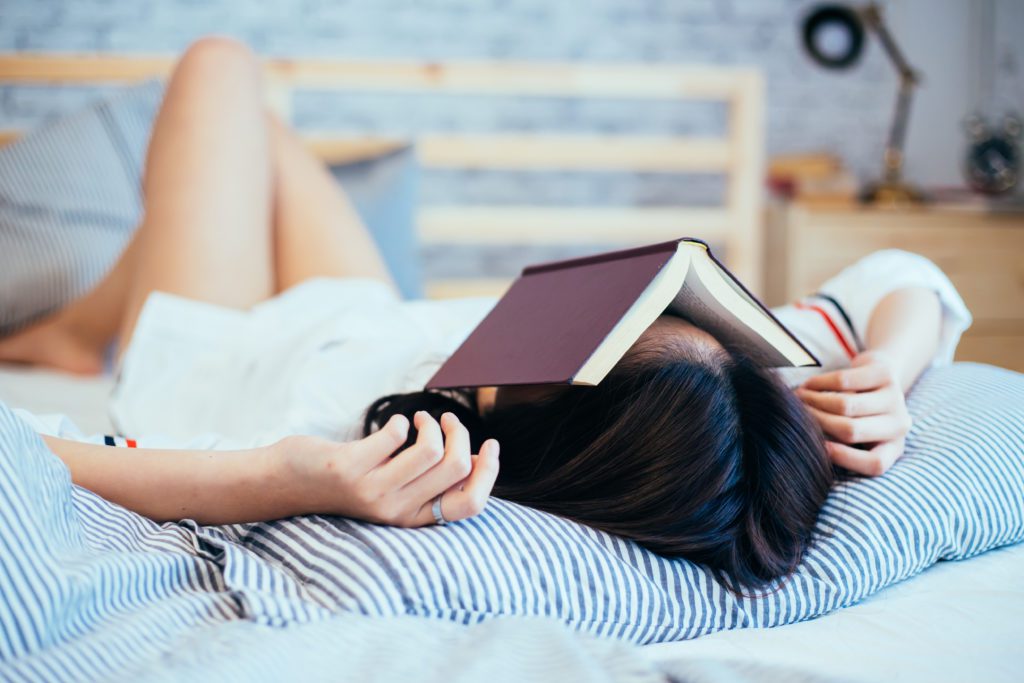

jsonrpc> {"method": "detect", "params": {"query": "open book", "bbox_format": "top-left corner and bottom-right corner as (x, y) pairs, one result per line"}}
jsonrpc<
(426, 238), (818, 389)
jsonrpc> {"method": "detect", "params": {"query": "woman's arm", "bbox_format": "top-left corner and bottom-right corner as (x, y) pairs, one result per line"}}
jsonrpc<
(46, 411), (499, 526)
(796, 287), (942, 476)
(862, 286), (942, 388)
(46, 434), (292, 523)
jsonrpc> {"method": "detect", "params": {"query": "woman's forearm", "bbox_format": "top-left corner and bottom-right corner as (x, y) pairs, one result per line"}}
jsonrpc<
(41, 412), (500, 529)
(864, 287), (942, 389)
(44, 436), (302, 524)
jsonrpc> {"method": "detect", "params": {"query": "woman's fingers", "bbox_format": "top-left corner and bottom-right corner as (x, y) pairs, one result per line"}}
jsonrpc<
(400, 414), (475, 503)
(345, 411), (498, 527)
(373, 411), (448, 488)
(415, 410), (445, 456)
(795, 386), (896, 418)
(416, 439), (501, 525)
(440, 411), (471, 467)
(317, 411), (497, 528)
(826, 439), (905, 477)
(446, 454), (476, 492)
(808, 406), (912, 445)
(348, 413), (410, 471)
(802, 362), (894, 393)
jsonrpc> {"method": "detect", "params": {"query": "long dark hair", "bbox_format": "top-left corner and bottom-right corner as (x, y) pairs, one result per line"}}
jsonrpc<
(363, 344), (833, 587)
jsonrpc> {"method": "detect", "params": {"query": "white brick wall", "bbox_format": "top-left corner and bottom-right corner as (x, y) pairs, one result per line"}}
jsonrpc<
(0, 0), (903, 178)
(1, 0), (1019, 278)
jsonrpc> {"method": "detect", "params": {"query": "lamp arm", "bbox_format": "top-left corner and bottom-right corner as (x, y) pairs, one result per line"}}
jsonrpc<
(883, 82), (916, 180)
(860, 3), (918, 84)
(859, 3), (919, 182)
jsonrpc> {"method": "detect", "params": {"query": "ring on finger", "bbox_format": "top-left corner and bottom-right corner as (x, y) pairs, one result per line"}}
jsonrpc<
(431, 493), (448, 526)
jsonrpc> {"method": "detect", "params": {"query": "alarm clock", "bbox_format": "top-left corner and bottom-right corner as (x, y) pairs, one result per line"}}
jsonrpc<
(963, 114), (1022, 195)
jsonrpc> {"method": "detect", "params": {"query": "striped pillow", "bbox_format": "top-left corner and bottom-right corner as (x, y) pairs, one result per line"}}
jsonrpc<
(0, 81), (162, 335)
(210, 363), (1024, 642)
(1, 363), (1020, 656)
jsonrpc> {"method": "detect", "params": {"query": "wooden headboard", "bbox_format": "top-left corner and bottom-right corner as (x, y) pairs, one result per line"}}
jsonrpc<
(0, 54), (765, 297)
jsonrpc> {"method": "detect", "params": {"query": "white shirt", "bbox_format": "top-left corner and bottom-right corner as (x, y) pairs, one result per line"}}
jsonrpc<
(24, 249), (973, 449)
(772, 249), (971, 387)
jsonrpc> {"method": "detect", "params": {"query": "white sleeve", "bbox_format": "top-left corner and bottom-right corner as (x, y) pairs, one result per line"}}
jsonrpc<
(13, 407), (237, 450)
(816, 249), (972, 367)
(12, 409), (87, 440)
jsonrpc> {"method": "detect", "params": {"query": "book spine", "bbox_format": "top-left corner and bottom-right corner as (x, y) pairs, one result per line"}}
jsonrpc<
(522, 238), (696, 276)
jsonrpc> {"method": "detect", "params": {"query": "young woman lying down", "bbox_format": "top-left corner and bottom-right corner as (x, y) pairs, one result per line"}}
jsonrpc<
(0, 38), (971, 587)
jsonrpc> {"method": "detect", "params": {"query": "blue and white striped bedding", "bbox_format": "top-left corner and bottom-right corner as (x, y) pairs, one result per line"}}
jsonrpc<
(1, 363), (1022, 680)
(0, 400), (665, 683)
(205, 363), (1024, 641)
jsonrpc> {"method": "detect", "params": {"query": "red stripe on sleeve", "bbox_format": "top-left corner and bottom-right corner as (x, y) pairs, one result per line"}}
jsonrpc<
(794, 301), (857, 360)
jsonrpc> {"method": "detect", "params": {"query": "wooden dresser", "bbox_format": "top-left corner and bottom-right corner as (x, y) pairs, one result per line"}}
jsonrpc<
(765, 202), (1024, 373)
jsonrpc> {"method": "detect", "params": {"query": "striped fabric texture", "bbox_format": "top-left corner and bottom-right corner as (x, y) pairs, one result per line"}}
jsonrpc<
(0, 397), (665, 683)
(1, 363), (1022, 679)
(208, 364), (1024, 643)
(0, 81), (162, 335)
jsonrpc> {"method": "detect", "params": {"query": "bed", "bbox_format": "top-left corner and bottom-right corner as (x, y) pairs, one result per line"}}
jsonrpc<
(1, 54), (1022, 683)
(1, 364), (1022, 683)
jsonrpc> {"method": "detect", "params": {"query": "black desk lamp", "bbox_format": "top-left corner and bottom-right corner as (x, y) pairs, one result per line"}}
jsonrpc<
(801, 3), (923, 203)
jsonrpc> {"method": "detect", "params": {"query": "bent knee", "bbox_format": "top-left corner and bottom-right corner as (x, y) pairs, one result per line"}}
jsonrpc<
(175, 36), (259, 81)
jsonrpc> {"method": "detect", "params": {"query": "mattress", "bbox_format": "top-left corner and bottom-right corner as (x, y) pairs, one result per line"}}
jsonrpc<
(0, 365), (115, 435)
(642, 541), (1024, 682)
(2, 363), (1022, 683)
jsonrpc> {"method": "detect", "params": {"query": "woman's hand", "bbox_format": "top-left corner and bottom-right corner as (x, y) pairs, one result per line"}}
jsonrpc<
(795, 350), (912, 477)
(276, 411), (500, 527)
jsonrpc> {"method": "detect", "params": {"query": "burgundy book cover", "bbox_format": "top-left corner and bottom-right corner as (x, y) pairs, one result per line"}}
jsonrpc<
(425, 240), (680, 389)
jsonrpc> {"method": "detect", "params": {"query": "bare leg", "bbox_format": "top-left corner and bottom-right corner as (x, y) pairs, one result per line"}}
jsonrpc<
(118, 36), (274, 347)
(0, 37), (275, 372)
(267, 114), (397, 293)
(0, 238), (139, 374)
(0, 37), (399, 374)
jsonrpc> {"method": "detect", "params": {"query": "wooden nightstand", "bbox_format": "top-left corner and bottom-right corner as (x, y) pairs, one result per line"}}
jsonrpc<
(765, 202), (1024, 373)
